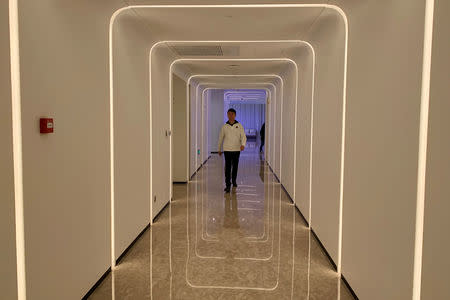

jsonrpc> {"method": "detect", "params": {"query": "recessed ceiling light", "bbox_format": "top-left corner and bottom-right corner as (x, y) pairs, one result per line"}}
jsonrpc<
(229, 64), (239, 67)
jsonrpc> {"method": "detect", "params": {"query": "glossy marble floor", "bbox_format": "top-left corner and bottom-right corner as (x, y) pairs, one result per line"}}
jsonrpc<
(88, 144), (356, 299)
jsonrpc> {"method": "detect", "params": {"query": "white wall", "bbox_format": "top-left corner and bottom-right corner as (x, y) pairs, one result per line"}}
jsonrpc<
(189, 82), (199, 177)
(113, 12), (152, 259)
(293, 46), (314, 223)
(273, 77), (283, 179)
(421, 1), (450, 298)
(269, 79), (282, 178)
(303, 9), (346, 264)
(17, 1), (124, 298)
(150, 45), (178, 215)
(207, 89), (225, 153)
(201, 87), (209, 163)
(330, 1), (427, 299)
(0, 2), (18, 299)
(279, 64), (298, 199)
(172, 73), (188, 182)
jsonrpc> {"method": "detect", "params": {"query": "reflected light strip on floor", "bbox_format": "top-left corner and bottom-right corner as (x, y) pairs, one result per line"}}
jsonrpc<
(196, 159), (274, 260)
(185, 165), (284, 291)
(193, 163), (275, 261)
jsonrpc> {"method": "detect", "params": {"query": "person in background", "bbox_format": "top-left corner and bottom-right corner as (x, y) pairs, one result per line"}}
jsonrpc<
(218, 108), (247, 193)
(260, 122), (265, 153)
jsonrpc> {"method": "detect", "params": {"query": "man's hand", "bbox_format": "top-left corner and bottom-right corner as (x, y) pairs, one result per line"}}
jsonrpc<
(240, 146), (245, 151)
(219, 151), (222, 156)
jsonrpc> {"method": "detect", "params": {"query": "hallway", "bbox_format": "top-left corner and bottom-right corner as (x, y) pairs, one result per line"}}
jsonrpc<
(88, 147), (355, 299)
(3, 1), (449, 299)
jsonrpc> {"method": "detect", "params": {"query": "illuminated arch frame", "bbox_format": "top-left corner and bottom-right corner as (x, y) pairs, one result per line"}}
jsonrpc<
(178, 60), (295, 184)
(193, 81), (278, 179)
(106, 5), (348, 277)
(108, 4), (346, 276)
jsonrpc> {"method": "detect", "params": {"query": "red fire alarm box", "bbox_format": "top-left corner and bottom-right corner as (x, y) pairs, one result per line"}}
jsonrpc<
(40, 118), (54, 134)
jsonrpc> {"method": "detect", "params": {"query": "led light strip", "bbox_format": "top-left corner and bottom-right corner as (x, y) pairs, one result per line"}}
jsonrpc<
(9, 0), (26, 299)
(109, 1), (345, 282)
(413, 0), (435, 299)
(186, 161), (284, 290)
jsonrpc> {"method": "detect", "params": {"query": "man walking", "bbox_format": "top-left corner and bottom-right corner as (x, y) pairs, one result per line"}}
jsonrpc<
(259, 122), (265, 153)
(218, 108), (247, 193)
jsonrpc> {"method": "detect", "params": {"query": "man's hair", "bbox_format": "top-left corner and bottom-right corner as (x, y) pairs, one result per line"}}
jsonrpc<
(227, 108), (236, 114)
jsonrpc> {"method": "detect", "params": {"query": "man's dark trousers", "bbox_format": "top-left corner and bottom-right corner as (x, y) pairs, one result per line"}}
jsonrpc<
(224, 151), (241, 187)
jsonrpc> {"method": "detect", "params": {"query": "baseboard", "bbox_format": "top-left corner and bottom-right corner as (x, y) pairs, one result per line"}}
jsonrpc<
(267, 165), (280, 183)
(280, 184), (293, 203)
(190, 156), (212, 180)
(116, 223), (150, 265)
(153, 200), (170, 223)
(173, 181), (188, 184)
(81, 267), (111, 299)
(294, 205), (309, 227)
(310, 228), (338, 271)
(341, 274), (360, 300)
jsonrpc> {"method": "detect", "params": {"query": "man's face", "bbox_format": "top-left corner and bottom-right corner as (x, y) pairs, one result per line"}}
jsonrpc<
(227, 111), (236, 122)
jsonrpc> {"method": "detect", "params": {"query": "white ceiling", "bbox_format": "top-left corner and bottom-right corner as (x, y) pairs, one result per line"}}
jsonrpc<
(131, 6), (324, 40)
(116, 4), (336, 87)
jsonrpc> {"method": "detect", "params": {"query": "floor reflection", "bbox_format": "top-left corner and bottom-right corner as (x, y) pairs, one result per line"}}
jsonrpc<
(88, 146), (356, 299)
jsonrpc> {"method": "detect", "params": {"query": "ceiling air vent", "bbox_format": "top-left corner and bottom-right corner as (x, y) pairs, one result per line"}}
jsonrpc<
(170, 45), (224, 56)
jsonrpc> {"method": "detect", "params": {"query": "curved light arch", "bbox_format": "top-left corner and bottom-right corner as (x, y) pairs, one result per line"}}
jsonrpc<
(193, 81), (277, 184)
(188, 74), (284, 188)
(109, 4), (348, 275)
(174, 59), (296, 193)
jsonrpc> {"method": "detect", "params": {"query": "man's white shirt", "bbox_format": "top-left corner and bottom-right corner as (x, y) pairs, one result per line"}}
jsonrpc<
(218, 121), (247, 152)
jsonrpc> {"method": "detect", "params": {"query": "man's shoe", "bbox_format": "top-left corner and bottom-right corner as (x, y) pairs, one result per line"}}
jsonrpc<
(224, 186), (231, 193)
(232, 183), (238, 188)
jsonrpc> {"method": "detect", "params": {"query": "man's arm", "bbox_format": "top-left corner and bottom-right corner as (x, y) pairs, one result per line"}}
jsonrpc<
(218, 125), (224, 155)
(240, 125), (247, 151)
